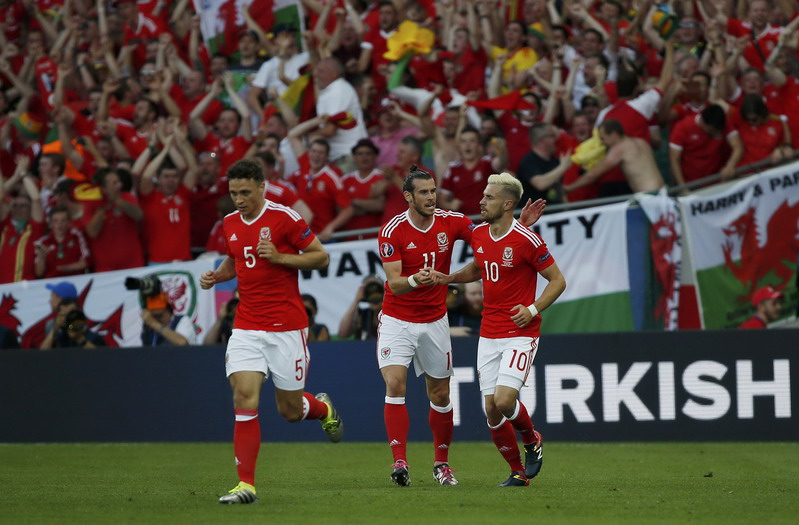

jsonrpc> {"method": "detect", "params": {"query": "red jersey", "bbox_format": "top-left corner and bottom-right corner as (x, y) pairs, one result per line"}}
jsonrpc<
(725, 18), (782, 72)
(378, 209), (475, 323)
(206, 219), (226, 253)
(729, 111), (785, 167)
(669, 115), (729, 182)
(739, 316), (767, 329)
(498, 112), (533, 175)
(194, 134), (252, 178)
(471, 221), (554, 338)
(290, 156), (349, 233)
(223, 201), (315, 331)
(342, 169), (384, 232)
(191, 178), (229, 249)
(265, 179), (299, 208)
(169, 84), (223, 126)
(454, 45), (488, 96)
(116, 121), (150, 159)
(597, 89), (662, 143)
(764, 77), (799, 149)
(441, 156), (494, 216)
(0, 218), (46, 283)
(140, 186), (192, 263)
(82, 193), (144, 272)
(34, 228), (91, 279)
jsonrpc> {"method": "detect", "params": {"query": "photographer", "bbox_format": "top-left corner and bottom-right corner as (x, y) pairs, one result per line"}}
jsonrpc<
(338, 275), (385, 340)
(60, 310), (106, 349)
(203, 295), (239, 345)
(140, 292), (197, 347)
(302, 294), (330, 343)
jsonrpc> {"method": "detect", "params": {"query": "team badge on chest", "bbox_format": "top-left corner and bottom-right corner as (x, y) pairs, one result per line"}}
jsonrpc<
(260, 227), (271, 241)
(437, 232), (449, 252)
(502, 246), (514, 267)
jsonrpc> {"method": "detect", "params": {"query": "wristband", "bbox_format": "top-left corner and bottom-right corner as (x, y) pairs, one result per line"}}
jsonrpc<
(407, 275), (419, 288)
(526, 304), (539, 317)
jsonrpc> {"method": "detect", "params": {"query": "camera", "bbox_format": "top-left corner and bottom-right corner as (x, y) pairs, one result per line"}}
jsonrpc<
(125, 275), (162, 297)
(363, 281), (384, 306)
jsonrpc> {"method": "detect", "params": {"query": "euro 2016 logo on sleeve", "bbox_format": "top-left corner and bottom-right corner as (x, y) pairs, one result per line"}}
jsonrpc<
(502, 247), (514, 267)
(380, 347), (391, 359)
(380, 242), (394, 258)
(260, 227), (271, 241)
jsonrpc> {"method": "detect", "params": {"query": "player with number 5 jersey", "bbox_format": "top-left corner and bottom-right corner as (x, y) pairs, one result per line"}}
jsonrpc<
(434, 173), (566, 488)
(377, 167), (544, 487)
(199, 160), (343, 505)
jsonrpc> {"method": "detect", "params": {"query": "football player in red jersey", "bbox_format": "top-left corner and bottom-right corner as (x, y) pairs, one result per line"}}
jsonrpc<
(434, 173), (566, 487)
(199, 160), (343, 504)
(377, 167), (544, 487)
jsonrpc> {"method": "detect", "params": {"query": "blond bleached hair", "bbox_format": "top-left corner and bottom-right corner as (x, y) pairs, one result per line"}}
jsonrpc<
(487, 172), (522, 205)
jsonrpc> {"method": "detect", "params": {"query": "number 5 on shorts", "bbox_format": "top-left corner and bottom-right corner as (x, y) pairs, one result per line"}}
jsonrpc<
(295, 359), (304, 380)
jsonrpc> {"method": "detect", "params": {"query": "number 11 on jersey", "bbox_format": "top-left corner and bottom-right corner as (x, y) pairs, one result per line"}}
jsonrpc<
(423, 251), (436, 268)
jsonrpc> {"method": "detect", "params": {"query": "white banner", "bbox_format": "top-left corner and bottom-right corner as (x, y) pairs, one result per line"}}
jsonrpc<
(0, 259), (217, 348)
(679, 163), (799, 328)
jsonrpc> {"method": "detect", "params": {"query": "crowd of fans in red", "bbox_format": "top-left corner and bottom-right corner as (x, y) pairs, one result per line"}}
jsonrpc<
(1, 0), (798, 285)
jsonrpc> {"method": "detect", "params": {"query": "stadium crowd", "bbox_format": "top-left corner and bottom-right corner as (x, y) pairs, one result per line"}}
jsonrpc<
(1, 1), (797, 297)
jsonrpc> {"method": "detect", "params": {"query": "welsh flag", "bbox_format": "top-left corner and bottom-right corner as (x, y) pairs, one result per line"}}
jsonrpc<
(193, 0), (305, 55)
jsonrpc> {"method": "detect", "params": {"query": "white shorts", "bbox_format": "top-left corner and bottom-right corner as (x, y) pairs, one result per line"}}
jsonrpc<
(477, 336), (538, 395)
(225, 328), (309, 391)
(376, 313), (453, 378)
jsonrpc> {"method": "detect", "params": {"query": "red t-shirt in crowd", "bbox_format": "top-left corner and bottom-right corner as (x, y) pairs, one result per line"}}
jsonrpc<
(140, 186), (192, 263)
(669, 115), (730, 182)
(191, 178), (229, 249)
(223, 201), (315, 331)
(289, 154), (349, 233)
(116, 121), (150, 159)
(82, 193), (144, 272)
(729, 111), (785, 167)
(169, 84), (223, 126)
(205, 219), (227, 254)
(764, 77), (799, 148)
(378, 209), (474, 323)
(265, 179), (299, 208)
(34, 228), (91, 279)
(725, 18), (782, 72)
(471, 220), (555, 338)
(498, 112), (533, 175)
(0, 218), (45, 283)
(739, 316), (767, 329)
(455, 45), (488, 96)
(441, 156), (494, 217)
(194, 134), (252, 178)
(342, 169), (384, 232)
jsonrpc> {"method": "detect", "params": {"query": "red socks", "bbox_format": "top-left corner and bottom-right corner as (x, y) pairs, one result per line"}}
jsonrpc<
(302, 392), (329, 420)
(508, 400), (536, 446)
(489, 419), (524, 472)
(384, 397), (409, 462)
(429, 402), (453, 464)
(233, 409), (260, 486)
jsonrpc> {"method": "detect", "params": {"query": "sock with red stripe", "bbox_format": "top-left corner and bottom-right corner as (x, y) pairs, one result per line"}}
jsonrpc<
(385, 396), (409, 463)
(429, 402), (453, 464)
(233, 409), (260, 486)
(489, 418), (524, 472)
(507, 400), (536, 446)
(302, 392), (329, 420)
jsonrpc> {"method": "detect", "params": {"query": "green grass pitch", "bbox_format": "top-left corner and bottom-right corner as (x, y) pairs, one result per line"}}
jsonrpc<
(1, 442), (796, 524)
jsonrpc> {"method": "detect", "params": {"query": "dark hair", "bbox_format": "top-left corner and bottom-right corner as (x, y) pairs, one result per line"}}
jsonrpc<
(583, 28), (604, 44)
(93, 167), (134, 190)
(142, 99), (160, 118)
(599, 119), (625, 136)
(529, 122), (553, 144)
(59, 297), (79, 309)
(402, 165), (433, 193)
(400, 135), (423, 157)
(616, 68), (639, 98)
(254, 151), (276, 167)
(157, 158), (178, 175)
(310, 138), (331, 155)
(701, 104), (726, 132)
(301, 293), (318, 311)
(40, 152), (66, 175)
(508, 20), (527, 36)
(741, 93), (768, 122)
(65, 309), (87, 326)
(691, 71), (711, 86)
(551, 25), (569, 41)
(48, 205), (70, 220)
(460, 126), (481, 139)
(220, 108), (242, 125)
(227, 159), (264, 182)
(265, 133), (282, 143)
